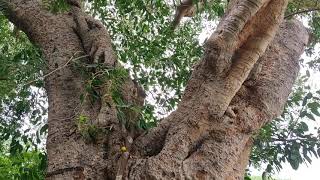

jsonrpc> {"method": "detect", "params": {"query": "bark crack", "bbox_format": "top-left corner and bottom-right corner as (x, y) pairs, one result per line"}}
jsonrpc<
(46, 166), (84, 178)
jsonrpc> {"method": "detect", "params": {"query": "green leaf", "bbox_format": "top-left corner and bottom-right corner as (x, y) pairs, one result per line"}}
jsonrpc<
(298, 121), (309, 132)
(311, 107), (320, 116)
(306, 113), (316, 121)
(302, 93), (312, 106)
(40, 124), (48, 135)
(303, 147), (312, 164)
(288, 155), (300, 170)
(308, 102), (320, 116)
(78, 115), (88, 124)
(299, 110), (307, 117)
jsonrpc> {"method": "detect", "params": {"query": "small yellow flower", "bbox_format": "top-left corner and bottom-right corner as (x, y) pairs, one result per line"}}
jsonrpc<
(120, 146), (127, 152)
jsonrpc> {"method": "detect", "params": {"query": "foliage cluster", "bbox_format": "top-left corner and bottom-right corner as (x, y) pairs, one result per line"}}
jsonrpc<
(0, 140), (46, 180)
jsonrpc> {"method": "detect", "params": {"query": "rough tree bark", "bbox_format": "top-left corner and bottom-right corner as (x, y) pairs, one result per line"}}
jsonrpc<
(2, 0), (309, 179)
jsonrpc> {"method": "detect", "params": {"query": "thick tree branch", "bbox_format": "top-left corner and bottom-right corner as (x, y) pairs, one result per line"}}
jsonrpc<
(172, 0), (199, 29)
(172, 0), (225, 29)
(68, 5), (117, 67)
(250, 19), (309, 120)
(226, 0), (288, 92)
(0, 0), (54, 39)
(205, 0), (277, 73)
(128, 0), (308, 176)
(129, 19), (308, 179)
(172, 0), (192, 28)
(176, 0), (288, 122)
(128, 4), (292, 178)
(2, 1), (146, 179)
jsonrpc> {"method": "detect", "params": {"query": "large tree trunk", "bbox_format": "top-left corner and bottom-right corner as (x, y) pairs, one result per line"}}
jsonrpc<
(3, 0), (309, 179)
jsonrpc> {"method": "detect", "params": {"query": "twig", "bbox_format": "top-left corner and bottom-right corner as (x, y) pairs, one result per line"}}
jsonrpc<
(271, 137), (309, 142)
(284, 103), (307, 140)
(23, 54), (88, 87)
(5, 53), (88, 97)
(285, 8), (320, 19)
(0, 78), (9, 81)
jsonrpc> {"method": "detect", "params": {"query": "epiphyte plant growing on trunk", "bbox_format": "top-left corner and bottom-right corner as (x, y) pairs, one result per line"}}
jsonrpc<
(0, 0), (320, 179)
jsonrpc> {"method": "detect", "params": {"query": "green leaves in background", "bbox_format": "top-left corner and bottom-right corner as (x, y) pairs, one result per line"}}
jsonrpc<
(0, 140), (46, 180)
(0, 14), (47, 155)
(250, 74), (320, 176)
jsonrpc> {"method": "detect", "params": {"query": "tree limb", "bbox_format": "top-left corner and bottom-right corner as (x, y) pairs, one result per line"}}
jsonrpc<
(128, 19), (308, 179)
(172, 0), (194, 29)
(171, 0), (220, 29)
(0, 0), (53, 37)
